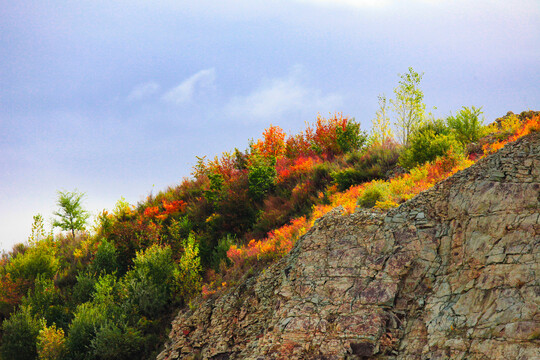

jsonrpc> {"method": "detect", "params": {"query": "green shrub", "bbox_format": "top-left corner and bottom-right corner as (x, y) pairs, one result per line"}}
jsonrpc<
(447, 106), (485, 144)
(72, 273), (96, 305)
(174, 234), (202, 303)
(311, 162), (335, 190)
(7, 246), (59, 282)
(124, 275), (168, 318)
(0, 306), (41, 360)
(332, 168), (370, 191)
(167, 216), (193, 243)
(89, 239), (118, 276)
(211, 235), (235, 270)
(204, 172), (224, 206)
(358, 181), (390, 208)
(332, 141), (401, 191)
(22, 275), (71, 330)
(91, 322), (144, 360)
(399, 120), (464, 169)
(248, 156), (277, 201)
(65, 302), (107, 360)
(123, 245), (175, 317)
(335, 119), (368, 153)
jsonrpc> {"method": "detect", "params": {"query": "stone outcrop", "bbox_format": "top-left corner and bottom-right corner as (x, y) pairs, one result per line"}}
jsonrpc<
(158, 132), (540, 360)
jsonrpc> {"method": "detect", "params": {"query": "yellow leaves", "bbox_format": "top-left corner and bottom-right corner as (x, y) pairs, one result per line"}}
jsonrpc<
(374, 199), (399, 210)
(205, 213), (220, 223)
(251, 125), (287, 159)
(227, 216), (309, 267)
(483, 114), (540, 156)
(37, 323), (66, 360)
(73, 249), (83, 259)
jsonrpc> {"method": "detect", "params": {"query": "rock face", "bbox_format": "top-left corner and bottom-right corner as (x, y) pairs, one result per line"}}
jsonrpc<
(158, 133), (540, 360)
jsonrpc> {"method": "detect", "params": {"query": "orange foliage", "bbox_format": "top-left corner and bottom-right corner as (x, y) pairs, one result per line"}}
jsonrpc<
(251, 125), (286, 159)
(283, 113), (356, 159)
(305, 113), (349, 157)
(227, 216), (308, 267)
(226, 149), (475, 270)
(217, 113), (540, 299)
(276, 156), (321, 183)
(483, 114), (540, 155)
(142, 199), (187, 222)
(285, 133), (313, 158)
(162, 199), (187, 215)
(143, 206), (160, 218)
(205, 152), (240, 182)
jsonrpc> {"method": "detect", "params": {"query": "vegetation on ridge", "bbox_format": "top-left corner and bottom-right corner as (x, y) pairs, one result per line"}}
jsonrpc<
(1, 67), (539, 359)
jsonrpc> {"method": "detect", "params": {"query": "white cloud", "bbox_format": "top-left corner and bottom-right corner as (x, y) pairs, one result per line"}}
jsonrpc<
(162, 68), (216, 105)
(127, 81), (160, 101)
(225, 67), (343, 121)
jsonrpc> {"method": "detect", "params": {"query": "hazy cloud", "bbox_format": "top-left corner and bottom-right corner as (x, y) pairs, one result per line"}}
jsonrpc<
(127, 81), (160, 101)
(162, 68), (216, 105)
(225, 68), (343, 121)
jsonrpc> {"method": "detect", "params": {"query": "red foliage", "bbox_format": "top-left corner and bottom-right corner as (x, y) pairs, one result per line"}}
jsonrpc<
(0, 273), (28, 311)
(284, 113), (355, 159)
(285, 133), (314, 159)
(143, 206), (160, 218)
(141, 199), (187, 222)
(205, 152), (242, 182)
(276, 156), (321, 183)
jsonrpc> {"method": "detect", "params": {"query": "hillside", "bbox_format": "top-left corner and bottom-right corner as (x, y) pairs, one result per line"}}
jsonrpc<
(158, 129), (540, 359)
(0, 109), (538, 360)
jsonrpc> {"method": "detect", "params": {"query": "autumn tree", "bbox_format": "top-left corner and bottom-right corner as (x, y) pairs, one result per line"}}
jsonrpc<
(371, 94), (394, 143)
(52, 190), (89, 240)
(390, 67), (426, 146)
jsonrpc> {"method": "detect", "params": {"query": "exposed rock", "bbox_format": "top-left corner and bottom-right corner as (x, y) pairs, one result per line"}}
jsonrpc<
(158, 132), (540, 360)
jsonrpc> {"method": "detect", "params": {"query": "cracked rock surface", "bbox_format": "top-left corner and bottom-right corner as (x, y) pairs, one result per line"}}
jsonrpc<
(158, 133), (540, 360)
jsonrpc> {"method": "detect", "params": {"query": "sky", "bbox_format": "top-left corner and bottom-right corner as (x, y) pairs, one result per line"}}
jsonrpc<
(1, 0), (539, 251)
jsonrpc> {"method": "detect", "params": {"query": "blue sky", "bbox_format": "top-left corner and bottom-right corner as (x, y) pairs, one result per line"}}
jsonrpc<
(1, 0), (539, 251)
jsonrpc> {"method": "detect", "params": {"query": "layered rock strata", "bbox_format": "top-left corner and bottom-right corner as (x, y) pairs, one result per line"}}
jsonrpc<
(158, 132), (540, 360)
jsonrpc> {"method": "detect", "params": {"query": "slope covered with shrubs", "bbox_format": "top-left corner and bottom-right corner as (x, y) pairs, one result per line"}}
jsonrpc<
(1, 74), (538, 360)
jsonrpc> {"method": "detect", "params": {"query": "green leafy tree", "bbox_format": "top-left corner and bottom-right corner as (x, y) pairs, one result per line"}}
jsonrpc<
(72, 272), (97, 304)
(7, 245), (59, 282)
(335, 118), (367, 153)
(28, 214), (51, 245)
(123, 245), (175, 318)
(205, 172), (224, 206)
(53, 190), (90, 240)
(391, 67), (426, 146)
(248, 155), (277, 202)
(447, 106), (485, 144)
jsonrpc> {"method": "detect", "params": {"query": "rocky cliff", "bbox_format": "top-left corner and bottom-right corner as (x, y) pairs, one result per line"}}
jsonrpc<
(158, 132), (540, 360)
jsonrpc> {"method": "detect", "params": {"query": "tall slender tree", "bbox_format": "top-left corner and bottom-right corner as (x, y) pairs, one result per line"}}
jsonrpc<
(390, 67), (426, 146)
(52, 190), (89, 239)
(371, 94), (394, 144)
